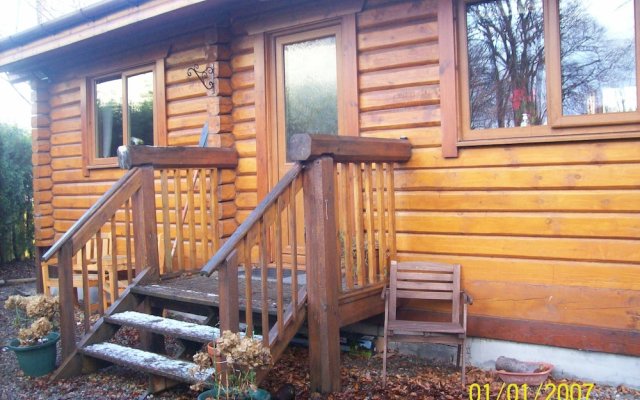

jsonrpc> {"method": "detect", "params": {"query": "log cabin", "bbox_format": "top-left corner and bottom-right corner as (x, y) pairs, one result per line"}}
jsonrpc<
(0, 0), (638, 392)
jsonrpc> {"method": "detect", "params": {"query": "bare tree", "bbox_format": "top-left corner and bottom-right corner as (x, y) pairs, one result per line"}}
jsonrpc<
(466, 0), (633, 128)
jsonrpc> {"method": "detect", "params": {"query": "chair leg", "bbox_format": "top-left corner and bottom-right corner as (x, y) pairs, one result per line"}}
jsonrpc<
(460, 339), (466, 388)
(382, 332), (388, 387)
(456, 344), (462, 368)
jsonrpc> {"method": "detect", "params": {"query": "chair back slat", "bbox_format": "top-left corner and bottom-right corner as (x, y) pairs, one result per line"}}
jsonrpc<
(396, 290), (453, 300)
(396, 281), (453, 291)
(389, 261), (461, 323)
(394, 262), (454, 272)
(397, 271), (453, 281)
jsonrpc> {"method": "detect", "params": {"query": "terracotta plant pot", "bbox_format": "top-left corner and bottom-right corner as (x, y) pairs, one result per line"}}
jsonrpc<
(207, 341), (226, 376)
(497, 362), (554, 385)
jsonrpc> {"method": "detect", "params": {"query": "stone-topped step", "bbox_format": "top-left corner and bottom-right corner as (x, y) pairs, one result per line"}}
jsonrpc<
(104, 311), (219, 343)
(81, 342), (214, 385)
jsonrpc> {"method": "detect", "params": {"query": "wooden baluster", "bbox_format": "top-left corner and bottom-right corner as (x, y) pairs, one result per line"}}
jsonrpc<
(259, 218), (270, 346)
(219, 249), (239, 333)
(385, 163), (397, 262)
(275, 197), (284, 335)
(375, 163), (387, 280)
(174, 169), (184, 271)
(339, 163), (353, 290)
(125, 199), (133, 282)
(288, 178), (298, 317)
(186, 169), (197, 268)
(243, 236), (253, 336)
(199, 168), (209, 260)
(81, 245), (90, 333)
(96, 230), (105, 315)
(210, 168), (220, 253)
(363, 163), (376, 284)
(58, 242), (76, 359)
(352, 163), (365, 286)
(110, 215), (118, 305)
(161, 169), (173, 273)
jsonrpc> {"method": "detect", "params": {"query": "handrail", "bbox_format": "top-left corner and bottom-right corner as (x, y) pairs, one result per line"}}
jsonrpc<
(288, 133), (411, 163)
(117, 145), (238, 170)
(200, 162), (303, 276)
(42, 168), (141, 261)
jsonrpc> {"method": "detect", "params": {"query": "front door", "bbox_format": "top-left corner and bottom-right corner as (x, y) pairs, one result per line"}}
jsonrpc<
(268, 24), (344, 266)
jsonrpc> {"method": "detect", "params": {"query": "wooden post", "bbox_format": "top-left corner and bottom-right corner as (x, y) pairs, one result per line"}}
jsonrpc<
(218, 249), (239, 333)
(303, 156), (341, 393)
(131, 165), (159, 278)
(58, 242), (77, 360)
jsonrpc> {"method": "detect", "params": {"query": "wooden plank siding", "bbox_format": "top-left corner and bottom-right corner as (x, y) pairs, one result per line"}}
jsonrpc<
(29, 0), (640, 357)
(230, 35), (258, 224)
(355, 0), (640, 352)
(224, 0), (640, 356)
(37, 30), (238, 266)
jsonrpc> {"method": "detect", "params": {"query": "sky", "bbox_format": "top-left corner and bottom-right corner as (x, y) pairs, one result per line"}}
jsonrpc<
(0, 0), (101, 131)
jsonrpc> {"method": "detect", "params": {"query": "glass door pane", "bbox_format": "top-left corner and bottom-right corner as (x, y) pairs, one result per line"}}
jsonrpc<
(283, 35), (338, 154)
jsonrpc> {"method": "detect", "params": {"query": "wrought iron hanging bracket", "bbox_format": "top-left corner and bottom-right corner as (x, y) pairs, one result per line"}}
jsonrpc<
(187, 64), (216, 91)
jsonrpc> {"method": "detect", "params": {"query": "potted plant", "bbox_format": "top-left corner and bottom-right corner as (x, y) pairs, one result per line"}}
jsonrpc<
(4, 295), (60, 377)
(192, 330), (272, 400)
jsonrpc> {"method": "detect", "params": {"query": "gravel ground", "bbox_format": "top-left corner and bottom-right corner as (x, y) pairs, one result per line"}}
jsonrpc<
(1, 261), (638, 400)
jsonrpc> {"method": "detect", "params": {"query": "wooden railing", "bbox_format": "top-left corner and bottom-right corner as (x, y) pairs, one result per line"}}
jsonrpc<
(201, 163), (306, 353)
(42, 145), (237, 360)
(287, 133), (411, 393)
(197, 134), (410, 393)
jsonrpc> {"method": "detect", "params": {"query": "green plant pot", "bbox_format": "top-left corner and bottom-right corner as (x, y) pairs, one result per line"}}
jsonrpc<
(198, 387), (271, 400)
(7, 331), (59, 377)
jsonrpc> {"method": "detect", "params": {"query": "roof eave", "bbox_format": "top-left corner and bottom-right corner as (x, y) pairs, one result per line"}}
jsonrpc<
(0, 0), (208, 73)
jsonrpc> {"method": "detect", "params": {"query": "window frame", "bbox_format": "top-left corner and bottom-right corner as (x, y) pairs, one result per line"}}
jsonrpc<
(445, 0), (640, 154)
(83, 59), (166, 171)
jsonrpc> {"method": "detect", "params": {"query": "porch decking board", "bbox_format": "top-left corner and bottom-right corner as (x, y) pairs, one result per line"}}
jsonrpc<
(135, 272), (293, 315)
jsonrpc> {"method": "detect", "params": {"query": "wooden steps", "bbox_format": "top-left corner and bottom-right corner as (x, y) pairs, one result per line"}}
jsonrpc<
(131, 284), (220, 307)
(105, 311), (220, 343)
(81, 342), (215, 385)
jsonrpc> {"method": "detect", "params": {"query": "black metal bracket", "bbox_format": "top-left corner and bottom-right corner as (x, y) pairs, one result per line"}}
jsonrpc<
(187, 64), (215, 91)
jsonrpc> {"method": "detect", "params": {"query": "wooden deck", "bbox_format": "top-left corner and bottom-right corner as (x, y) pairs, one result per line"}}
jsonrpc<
(136, 268), (302, 315)
(134, 268), (385, 329)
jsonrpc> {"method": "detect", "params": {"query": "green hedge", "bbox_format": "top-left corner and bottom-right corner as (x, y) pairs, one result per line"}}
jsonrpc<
(0, 124), (33, 263)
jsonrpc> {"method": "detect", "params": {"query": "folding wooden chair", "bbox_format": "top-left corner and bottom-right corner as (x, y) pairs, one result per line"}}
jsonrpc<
(382, 261), (473, 386)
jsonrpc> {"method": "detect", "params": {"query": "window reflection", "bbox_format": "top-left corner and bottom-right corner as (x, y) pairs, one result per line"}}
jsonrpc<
(466, 0), (547, 129)
(95, 77), (123, 158)
(127, 72), (154, 146)
(284, 35), (338, 145)
(560, 0), (636, 115)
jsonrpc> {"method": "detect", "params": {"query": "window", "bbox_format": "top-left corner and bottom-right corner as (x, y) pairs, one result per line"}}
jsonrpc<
(454, 0), (640, 146)
(86, 63), (164, 168)
(275, 26), (343, 161)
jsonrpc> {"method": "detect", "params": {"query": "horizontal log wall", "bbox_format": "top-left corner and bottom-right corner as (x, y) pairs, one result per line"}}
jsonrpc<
(37, 29), (238, 259)
(32, 80), (54, 246)
(31, 0), (640, 356)
(230, 34), (258, 225)
(357, 0), (640, 355)
(226, 0), (640, 356)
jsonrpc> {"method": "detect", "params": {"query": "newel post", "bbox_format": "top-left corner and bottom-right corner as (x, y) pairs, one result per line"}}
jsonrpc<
(58, 241), (77, 360)
(303, 156), (341, 393)
(131, 165), (159, 278)
(218, 249), (240, 333)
